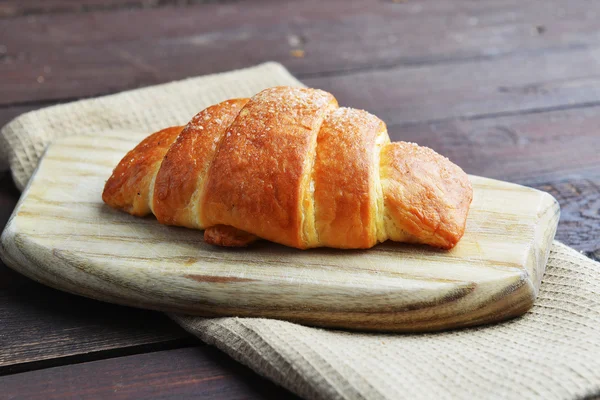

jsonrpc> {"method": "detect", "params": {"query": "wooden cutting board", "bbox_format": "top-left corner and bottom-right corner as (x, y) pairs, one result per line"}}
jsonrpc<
(0, 132), (559, 332)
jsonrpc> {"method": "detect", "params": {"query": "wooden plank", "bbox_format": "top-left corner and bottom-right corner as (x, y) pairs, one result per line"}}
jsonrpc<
(0, 1), (228, 18)
(0, 346), (298, 399)
(5, 43), (600, 125)
(1, 0), (600, 104)
(304, 45), (600, 125)
(385, 106), (600, 184)
(0, 281), (191, 372)
(0, 274), (191, 372)
(536, 176), (600, 255)
(0, 0), (575, 18)
(0, 1), (145, 17)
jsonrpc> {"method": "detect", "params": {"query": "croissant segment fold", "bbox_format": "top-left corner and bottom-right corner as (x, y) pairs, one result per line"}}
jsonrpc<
(152, 99), (249, 229)
(103, 86), (473, 250)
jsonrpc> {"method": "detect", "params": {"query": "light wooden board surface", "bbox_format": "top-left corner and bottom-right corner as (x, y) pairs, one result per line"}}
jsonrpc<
(0, 132), (560, 332)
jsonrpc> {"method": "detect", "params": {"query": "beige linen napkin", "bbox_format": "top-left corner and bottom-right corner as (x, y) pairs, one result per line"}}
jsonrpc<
(1, 63), (599, 400)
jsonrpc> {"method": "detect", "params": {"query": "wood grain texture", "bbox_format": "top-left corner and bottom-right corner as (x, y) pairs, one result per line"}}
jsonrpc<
(388, 106), (600, 185)
(304, 45), (600, 126)
(0, 0), (162, 17)
(2, 0), (600, 105)
(0, 276), (191, 373)
(0, 173), (191, 372)
(0, 134), (559, 332)
(536, 175), (600, 255)
(0, 346), (298, 400)
(0, 0), (230, 17)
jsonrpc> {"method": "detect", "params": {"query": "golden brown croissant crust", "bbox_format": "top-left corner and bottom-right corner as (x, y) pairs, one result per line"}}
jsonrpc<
(103, 87), (472, 250)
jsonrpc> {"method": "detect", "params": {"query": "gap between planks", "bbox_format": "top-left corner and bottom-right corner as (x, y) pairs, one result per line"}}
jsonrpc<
(0, 337), (197, 377)
(0, 0), (242, 18)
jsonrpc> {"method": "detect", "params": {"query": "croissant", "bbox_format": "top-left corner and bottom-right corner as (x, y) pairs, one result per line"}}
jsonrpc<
(103, 86), (472, 250)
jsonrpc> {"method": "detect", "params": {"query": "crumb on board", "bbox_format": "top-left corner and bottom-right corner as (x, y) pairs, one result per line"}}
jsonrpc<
(290, 49), (305, 58)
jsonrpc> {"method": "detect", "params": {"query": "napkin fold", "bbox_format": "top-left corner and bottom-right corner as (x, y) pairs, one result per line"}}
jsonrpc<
(1, 63), (599, 400)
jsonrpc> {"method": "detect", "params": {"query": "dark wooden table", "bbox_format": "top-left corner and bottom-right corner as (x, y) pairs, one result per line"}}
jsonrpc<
(1, 1), (599, 398)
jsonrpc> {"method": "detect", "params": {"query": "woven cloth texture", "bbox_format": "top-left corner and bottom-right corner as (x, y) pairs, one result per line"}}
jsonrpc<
(1, 63), (599, 400)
